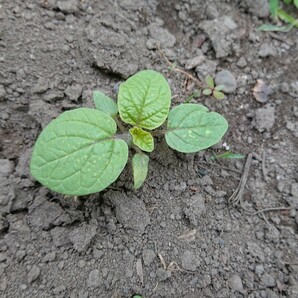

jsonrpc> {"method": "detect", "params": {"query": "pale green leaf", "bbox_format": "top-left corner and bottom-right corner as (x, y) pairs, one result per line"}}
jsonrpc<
(210, 151), (246, 160)
(203, 88), (212, 95)
(215, 85), (225, 91)
(277, 9), (298, 27)
(93, 90), (118, 117)
(132, 153), (149, 189)
(30, 108), (128, 196)
(213, 90), (225, 100)
(118, 70), (171, 130)
(165, 104), (228, 153)
(206, 75), (214, 89)
(129, 127), (154, 152)
(257, 23), (293, 31)
(269, 0), (279, 18)
(295, 0), (298, 9)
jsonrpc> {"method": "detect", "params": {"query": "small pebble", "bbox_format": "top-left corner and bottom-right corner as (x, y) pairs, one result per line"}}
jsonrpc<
(215, 70), (237, 93)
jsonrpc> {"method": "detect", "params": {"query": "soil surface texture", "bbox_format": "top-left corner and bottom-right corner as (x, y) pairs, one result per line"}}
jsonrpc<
(0, 1), (298, 297)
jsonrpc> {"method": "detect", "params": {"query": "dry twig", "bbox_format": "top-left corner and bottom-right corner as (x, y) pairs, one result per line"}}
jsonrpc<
(156, 44), (203, 88)
(228, 153), (253, 209)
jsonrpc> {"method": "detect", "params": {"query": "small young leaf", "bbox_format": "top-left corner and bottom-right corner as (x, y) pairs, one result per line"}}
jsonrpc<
(184, 90), (201, 103)
(206, 75), (214, 89)
(118, 70), (171, 130)
(132, 153), (149, 189)
(165, 104), (228, 153)
(213, 90), (225, 100)
(215, 85), (225, 91)
(210, 151), (246, 160)
(257, 23), (293, 31)
(277, 8), (298, 27)
(30, 108), (128, 196)
(129, 127), (154, 152)
(93, 91), (118, 117)
(203, 88), (212, 96)
(269, 0), (279, 18)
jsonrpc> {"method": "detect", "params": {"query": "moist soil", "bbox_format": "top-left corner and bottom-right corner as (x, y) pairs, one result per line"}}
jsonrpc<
(0, 1), (298, 297)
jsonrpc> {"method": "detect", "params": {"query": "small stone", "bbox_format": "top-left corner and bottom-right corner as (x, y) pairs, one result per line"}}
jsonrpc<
(148, 23), (176, 48)
(0, 85), (6, 101)
(0, 275), (7, 291)
(107, 192), (150, 233)
(258, 43), (277, 58)
(0, 159), (14, 177)
(181, 250), (199, 271)
(16, 250), (26, 261)
(156, 268), (171, 281)
(78, 260), (86, 269)
(255, 264), (264, 275)
(146, 38), (157, 50)
(260, 273), (276, 288)
(196, 59), (218, 81)
(102, 268), (108, 277)
(44, 91), (64, 101)
(58, 0), (79, 14)
(185, 55), (205, 70)
(291, 183), (298, 197)
(237, 57), (247, 68)
(20, 284), (27, 290)
(53, 285), (66, 295)
(87, 269), (100, 288)
(215, 70), (237, 93)
(64, 84), (83, 102)
(183, 194), (206, 226)
(254, 104), (275, 132)
(0, 253), (6, 262)
(244, 0), (269, 18)
(27, 200), (65, 230)
(142, 249), (155, 266)
(32, 78), (49, 94)
(93, 248), (104, 259)
(43, 251), (56, 262)
(228, 275), (243, 291)
(68, 223), (97, 252)
(28, 265), (40, 283)
(265, 225), (280, 243)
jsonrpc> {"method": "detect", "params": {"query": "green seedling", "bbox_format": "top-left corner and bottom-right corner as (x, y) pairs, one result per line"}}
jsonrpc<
(258, 0), (298, 31)
(203, 75), (225, 100)
(30, 70), (228, 196)
(210, 150), (246, 160)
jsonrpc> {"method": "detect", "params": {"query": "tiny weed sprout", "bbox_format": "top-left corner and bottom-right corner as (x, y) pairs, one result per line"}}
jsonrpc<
(203, 75), (225, 100)
(258, 0), (298, 32)
(30, 70), (228, 196)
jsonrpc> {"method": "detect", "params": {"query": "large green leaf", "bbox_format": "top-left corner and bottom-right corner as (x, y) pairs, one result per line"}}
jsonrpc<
(30, 108), (128, 196)
(165, 104), (228, 153)
(118, 70), (171, 130)
(132, 153), (149, 189)
(93, 90), (118, 117)
(129, 127), (154, 152)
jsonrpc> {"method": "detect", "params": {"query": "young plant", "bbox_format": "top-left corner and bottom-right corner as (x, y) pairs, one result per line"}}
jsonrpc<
(258, 0), (298, 32)
(30, 70), (228, 196)
(203, 75), (225, 100)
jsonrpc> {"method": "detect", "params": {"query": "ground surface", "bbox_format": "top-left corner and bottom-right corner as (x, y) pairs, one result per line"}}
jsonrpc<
(0, 0), (298, 297)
